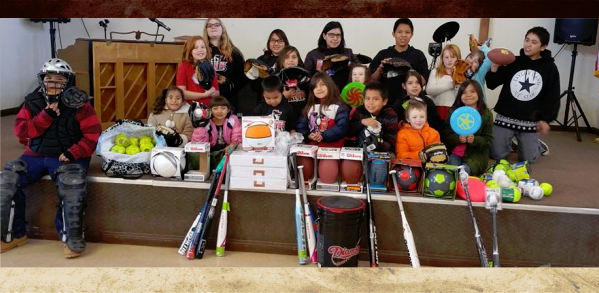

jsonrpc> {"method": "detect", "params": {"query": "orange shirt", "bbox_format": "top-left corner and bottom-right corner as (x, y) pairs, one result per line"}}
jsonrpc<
(395, 122), (441, 160)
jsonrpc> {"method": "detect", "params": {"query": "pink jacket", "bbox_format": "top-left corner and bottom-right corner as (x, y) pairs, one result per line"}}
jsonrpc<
(191, 114), (242, 147)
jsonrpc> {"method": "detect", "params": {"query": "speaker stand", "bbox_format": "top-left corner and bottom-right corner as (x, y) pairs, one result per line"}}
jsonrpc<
(555, 44), (593, 141)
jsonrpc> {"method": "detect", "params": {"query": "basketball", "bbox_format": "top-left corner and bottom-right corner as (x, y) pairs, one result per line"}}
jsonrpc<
(340, 160), (363, 184)
(297, 156), (315, 181)
(488, 48), (516, 66)
(318, 159), (339, 184)
(395, 165), (422, 191)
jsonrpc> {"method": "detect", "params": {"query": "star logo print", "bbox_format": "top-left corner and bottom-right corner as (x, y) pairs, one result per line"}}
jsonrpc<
(519, 77), (534, 93)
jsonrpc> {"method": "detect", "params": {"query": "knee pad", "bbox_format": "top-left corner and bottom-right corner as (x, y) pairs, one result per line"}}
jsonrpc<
(1, 170), (19, 242)
(56, 164), (87, 252)
(4, 159), (27, 174)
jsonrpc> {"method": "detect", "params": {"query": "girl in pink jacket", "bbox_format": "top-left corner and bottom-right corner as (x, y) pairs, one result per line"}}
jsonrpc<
(191, 96), (241, 167)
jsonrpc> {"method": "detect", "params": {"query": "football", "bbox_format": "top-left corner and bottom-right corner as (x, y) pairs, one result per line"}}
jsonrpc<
(297, 156), (315, 181)
(318, 159), (339, 184)
(424, 169), (456, 197)
(340, 160), (363, 184)
(488, 48), (516, 66)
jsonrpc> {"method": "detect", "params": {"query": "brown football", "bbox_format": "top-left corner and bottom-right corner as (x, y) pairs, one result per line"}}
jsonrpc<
(488, 48), (516, 66)
(340, 160), (363, 184)
(297, 156), (315, 181)
(318, 159), (339, 184)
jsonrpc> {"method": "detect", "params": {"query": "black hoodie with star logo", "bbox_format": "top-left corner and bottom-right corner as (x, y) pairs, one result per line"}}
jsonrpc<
(486, 49), (560, 124)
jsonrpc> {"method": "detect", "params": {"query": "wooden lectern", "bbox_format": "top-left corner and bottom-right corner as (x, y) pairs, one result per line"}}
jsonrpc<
(59, 39), (184, 129)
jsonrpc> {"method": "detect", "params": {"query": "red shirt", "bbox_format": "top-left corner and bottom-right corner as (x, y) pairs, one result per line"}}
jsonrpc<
(176, 61), (219, 106)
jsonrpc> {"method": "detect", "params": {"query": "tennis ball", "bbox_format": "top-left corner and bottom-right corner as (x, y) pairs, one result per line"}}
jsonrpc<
(126, 145), (141, 155)
(506, 169), (517, 182)
(494, 164), (508, 172)
(115, 134), (130, 147)
(140, 136), (153, 146)
(540, 182), (553, 196)
(110, 144), (126, 154)
(140, 142), (154, 152)
(129, 137), (139, 147)
(486, 180), (500, 188)
(512, 187), (522, 202)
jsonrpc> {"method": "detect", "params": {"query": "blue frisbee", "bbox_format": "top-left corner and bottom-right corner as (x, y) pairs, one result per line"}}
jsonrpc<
(450, 106), (482, 136)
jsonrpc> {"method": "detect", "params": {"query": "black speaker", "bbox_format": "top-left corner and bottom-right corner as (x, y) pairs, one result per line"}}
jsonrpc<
(554, 18), (598, 46)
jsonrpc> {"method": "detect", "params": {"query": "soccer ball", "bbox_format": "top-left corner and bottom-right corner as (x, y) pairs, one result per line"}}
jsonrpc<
(425, 169), (456, 197)
(395, 165), (421, 191)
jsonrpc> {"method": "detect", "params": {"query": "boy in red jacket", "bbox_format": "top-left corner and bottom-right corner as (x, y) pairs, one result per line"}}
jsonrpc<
(1, 59), (101, 258)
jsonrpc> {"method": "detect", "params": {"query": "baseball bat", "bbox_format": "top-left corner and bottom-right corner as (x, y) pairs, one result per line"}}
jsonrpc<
(215, 163), (231, 257)
(389, 170), (421, 268)
(185, 152), (229, 259)
(363, 149), (379, 267)
(292, 153), (308, 264)
(459, 166), (489, 267)
(491, 206), (500, 267)
(298, 165), (317, 263)
(195, 151), (231, 259)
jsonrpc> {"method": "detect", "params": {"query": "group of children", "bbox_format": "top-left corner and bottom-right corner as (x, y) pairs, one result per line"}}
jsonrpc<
(149, 24), (560, 180)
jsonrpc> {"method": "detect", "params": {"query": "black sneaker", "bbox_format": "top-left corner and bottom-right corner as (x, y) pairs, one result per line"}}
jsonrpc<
(539, 139), (549, 156)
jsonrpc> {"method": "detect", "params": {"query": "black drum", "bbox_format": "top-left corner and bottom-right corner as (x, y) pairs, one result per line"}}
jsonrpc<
(316, 196), (365, 267)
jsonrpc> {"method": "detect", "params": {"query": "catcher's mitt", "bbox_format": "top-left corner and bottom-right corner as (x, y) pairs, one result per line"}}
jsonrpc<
(61, 87), (89, 108)
(156, 125), (183, 147)
(452, 60), (471, 84)
(418, 142), (448, 164)
(383, 57), (411, 78)
(195, 60), (215, 90)
(244, 59), (269, 80)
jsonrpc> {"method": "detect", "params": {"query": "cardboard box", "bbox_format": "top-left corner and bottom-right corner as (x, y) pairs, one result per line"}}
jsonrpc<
(421, 163), (459, 200)
(150, 147), (186, 180)
(229, 149), (288, 191)
(290, 144), (318, 190)
(316, 147), (341, 192)
(339, 147), (364, 193)
(366, 151), (393, 193)
(241, 116), (275, 151)
(183, 142), (210, 182)
(390, 158), (423, 194)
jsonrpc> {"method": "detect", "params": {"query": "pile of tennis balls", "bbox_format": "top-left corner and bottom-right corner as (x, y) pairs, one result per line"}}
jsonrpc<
(110, 134), (155, 155)
(482, 159), (553, 202)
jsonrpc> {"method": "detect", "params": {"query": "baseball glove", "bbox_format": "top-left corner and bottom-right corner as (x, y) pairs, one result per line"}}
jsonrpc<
(418, 142), (449, 164)
(195, 60), (215, 90)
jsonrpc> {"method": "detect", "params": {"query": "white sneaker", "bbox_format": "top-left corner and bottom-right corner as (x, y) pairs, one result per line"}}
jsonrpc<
(539, 139), (549, 156)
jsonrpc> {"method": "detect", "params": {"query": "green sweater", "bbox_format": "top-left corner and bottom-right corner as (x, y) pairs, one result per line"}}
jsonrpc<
(442, 108), (493, 176)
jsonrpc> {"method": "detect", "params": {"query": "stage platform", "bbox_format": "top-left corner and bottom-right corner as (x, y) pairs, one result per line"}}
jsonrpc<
(1, 115), (598, 267)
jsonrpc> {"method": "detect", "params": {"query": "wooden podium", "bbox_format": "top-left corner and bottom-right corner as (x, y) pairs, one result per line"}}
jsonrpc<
(59, 39), (184, 129)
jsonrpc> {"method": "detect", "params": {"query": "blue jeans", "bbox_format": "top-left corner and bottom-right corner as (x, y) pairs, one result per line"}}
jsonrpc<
(11, 155), (90, 239)
(447, 154), (472, 175)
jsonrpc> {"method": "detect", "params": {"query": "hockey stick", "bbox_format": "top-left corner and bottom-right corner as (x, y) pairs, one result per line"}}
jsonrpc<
(195, 150), (232, 259)
(458, 166), (489, 267)
(363, 149), (379, 267)
(292, 153), (308, 264)
(215, 161), (231, 257)
(298, 165), (317, 263)
(389, 169), (421, 268)
(184, 153), (229, 259)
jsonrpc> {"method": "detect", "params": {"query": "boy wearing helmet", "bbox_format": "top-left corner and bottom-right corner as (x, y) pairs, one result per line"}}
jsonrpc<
(1, 58), (101, 258)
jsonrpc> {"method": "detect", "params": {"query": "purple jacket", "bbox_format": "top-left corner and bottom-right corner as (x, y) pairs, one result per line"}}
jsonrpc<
(191, 114), (242, 147)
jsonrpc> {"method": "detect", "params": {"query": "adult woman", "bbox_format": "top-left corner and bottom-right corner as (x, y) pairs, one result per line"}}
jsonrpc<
(369, 18), (429, 108)
(203, 18), (246, 111)
(304, 21), (357, 92)
(176, 36), (219, 106)
(257, 29), (289, 73)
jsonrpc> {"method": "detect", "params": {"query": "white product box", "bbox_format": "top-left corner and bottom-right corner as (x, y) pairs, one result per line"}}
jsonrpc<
(241, 116), (275, 151)
(184, 142), (210, 182)
(229, 149), (288, 191)
(150, 147), (186, 179)
(339, 147), (365, 193)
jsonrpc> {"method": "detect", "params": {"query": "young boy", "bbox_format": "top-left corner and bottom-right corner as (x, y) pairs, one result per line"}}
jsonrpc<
(347, 82), (398, 152)
(251, 75), (297, 132)
(395, 100), (441, 160)
(486, 26), (560, 163)
(1, 58), (102, 258)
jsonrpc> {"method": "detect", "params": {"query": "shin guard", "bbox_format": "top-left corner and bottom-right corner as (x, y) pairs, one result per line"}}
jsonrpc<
(56, 164), (87, 253)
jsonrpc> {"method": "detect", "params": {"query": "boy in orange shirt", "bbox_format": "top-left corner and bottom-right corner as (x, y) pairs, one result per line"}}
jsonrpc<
(395, 100), (440, 160)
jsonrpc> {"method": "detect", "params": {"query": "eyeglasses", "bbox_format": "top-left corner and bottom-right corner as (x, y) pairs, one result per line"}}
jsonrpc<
(206, 23), (221, 29)
(326, 33), (342, 39)
(269, 39), (285, 44)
